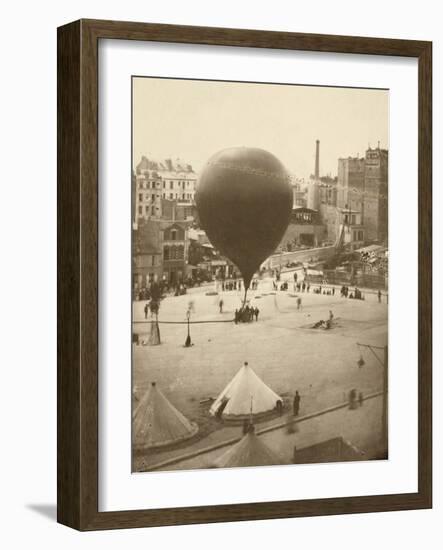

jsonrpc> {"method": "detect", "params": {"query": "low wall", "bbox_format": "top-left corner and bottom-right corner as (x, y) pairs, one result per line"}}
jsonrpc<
(266, 245), (337, 270)
(323, 270), (387, 290)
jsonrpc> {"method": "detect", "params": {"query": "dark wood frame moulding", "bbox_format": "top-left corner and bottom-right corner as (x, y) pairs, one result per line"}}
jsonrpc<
(57, 18), (432, 531)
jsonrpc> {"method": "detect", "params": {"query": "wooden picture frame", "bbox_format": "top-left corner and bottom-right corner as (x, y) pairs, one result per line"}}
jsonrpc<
(57, 19), (432, 530)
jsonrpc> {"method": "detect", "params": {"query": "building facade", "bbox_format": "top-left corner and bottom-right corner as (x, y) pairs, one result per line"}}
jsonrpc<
(133, 156), (197, 224)
(162, 222), (189, 284)
(337, 146), (388, 244)
(363, 147), (388, 243)
(281, 207), (326, 250)
(337, 156), (366, 212)
(132, 220), (163, 289)
(336, 207), (365, 251)
(132, 218), (191, 289)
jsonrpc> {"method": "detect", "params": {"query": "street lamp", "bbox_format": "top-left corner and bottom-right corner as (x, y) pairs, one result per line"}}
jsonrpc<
(356, 342), (388, 453)
(184, 309), (192, 347)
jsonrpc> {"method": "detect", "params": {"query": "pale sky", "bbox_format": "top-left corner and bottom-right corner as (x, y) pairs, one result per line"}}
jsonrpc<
(133, 77), (388, 179)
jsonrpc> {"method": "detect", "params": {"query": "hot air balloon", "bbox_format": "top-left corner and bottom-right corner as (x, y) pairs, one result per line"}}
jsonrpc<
(195, 147), (292, 301)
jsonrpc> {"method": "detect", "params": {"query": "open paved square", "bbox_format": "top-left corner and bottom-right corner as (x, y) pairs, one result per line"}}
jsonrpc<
(132, 274), (387, 471)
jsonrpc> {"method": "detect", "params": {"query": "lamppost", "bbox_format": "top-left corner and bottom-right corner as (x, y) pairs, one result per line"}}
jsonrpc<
(357, 342), (388, 453)
(184, 309), (192, 347)
(147, 306), (161, 345)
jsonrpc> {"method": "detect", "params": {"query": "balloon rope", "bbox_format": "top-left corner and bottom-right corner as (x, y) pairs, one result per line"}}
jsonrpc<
(242, 286), (248, 308)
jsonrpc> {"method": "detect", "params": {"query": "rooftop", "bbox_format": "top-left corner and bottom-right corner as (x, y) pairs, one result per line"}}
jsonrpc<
(136, 156), (195, 176)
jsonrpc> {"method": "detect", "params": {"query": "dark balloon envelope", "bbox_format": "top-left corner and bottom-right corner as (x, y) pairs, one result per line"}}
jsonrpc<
(195, 147), (293, 289)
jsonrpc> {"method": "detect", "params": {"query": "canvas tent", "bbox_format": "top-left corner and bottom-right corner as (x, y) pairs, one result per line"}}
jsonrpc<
(133, 382), (198, 449)
(209, 362), (282, 420)
(292, 437), (365, 464)
(213, 426), (285, 468)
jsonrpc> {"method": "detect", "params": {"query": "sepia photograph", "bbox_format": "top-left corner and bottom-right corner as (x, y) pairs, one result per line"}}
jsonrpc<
(131, 76), (389, 473)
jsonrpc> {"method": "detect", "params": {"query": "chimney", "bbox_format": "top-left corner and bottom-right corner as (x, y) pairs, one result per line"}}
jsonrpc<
(315, 140), (320, 180)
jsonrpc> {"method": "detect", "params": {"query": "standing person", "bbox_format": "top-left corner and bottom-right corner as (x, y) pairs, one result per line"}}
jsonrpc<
(234, 309), (239, 324)
(296, 296), (302, 310)
(249, 307), (254, 322)
(378, 289), (382, 303)
(349, 388), (357, 409)
(302, 281), (306, 292)
(293, 390), (301, 416)
(144, 303), (149, 319)
(219, 298), (224, 313)
(329, 310), (334, 322)
(254, 307), (259, 322)
(242, 418), (250, 434)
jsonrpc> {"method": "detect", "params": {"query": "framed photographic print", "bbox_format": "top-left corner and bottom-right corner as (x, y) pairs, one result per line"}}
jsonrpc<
(57, 19), (432, 530)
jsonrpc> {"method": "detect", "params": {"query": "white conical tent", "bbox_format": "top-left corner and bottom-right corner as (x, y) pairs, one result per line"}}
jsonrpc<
(133, 382), (198, 449)
(209, 363), (282, 419)
(213, 429), (285, 468)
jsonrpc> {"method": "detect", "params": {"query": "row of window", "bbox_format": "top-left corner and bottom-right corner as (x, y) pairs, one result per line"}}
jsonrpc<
(343, 214), (358, 225)
(164, 245), (184, 260)
(138, 180), (196, 190)
(138, 193), (158, 202)
(137, 192), (194, 203)
(138, 181), (160, 190)
(138, 205), (158, 215)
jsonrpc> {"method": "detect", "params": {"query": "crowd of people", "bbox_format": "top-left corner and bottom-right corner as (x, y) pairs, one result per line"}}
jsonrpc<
(293, 280), (310, 293)
(340, 285), (363, 300)
(312, 285), (335, 296)
(234, 305), (260, 323)
(221, 279), (242, 292)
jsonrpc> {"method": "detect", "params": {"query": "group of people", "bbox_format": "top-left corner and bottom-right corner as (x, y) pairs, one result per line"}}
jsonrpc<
(250, 280), (259, 290)
(313, 285), (335, 296)
(340, 285), (363, 300)
(312, 310), (335, 330)
(294, 281), (310, 293)
(221, 279), (242, 292)
(349, 388), (365, 409)
(234, 305), (260, 323)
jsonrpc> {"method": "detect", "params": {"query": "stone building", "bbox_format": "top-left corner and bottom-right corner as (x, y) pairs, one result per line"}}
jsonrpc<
(336, 207), (365, 251)
(161, 222), (189, 284)
(133, 156), (197, 224)
(289, 177), (307, 208)
(132, 218), (191, 289)
(337, 156), (366, 212)
(281, 207), (326, 249)
(363, 147), (388, 243)
(337, 146), (388, 244)
(318, 178), (339, 243)
(132, 220), (163, 289)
